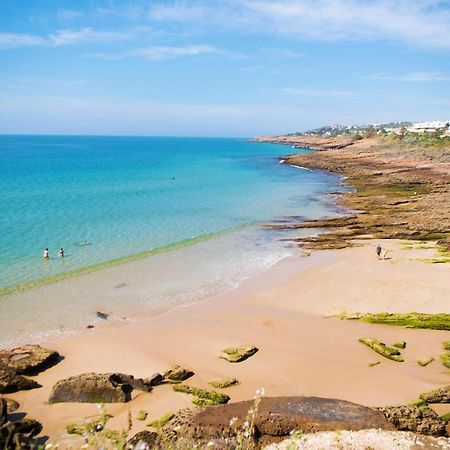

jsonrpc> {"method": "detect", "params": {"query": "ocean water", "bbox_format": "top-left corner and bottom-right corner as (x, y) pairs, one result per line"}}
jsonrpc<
(0, 136), (345, 345)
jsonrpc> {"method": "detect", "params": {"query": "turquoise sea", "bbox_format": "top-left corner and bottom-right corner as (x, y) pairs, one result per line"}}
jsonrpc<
(0, 136), (345, 345)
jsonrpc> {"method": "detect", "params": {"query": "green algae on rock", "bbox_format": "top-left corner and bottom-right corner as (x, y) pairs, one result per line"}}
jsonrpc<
(359, 337), (404, 362)
(393, 341), (407, 349)
(163, 365), (194, 382)
(147, 412), (175, 428)
(341, 313), (450, 331)
(172, 384), (230, 406)
(220, 345), (258, 363)
(440, 353), (450, 369)
(417, 357), (434, 367)
(420, 385), (450, 404)
(137, 410), (148, 421)
(443, 341), (450, 351)
(209, 378), (239, 389)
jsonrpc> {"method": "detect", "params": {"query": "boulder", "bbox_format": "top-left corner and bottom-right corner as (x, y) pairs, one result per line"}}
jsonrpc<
(127, 430), (158, 449)
(0, 345), (60, 375)
(144, 373), (164, 387)
(3, 398), (20, 414)
(162, 396), (394, 446)
(358, 337), (403, 362)
(0, 367), (40, 394)
(220, 346), (258, 363)
(163, 366), (194, 382)
(420, 385), (450, 404)
(49, 372), (143, 403)
(378, 405), (447, 436)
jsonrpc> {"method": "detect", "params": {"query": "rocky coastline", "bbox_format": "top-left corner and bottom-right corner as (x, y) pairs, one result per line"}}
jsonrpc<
(257, 134), (450, 254)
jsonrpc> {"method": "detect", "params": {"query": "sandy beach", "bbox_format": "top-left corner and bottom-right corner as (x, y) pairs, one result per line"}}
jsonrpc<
(6, 238), (450, 447)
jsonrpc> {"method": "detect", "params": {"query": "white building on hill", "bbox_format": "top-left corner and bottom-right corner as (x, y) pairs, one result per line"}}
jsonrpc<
(407, 121), (449, 133)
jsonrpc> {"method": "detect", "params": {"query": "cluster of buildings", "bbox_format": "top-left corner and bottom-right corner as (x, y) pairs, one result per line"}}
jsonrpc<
(299, 120), (450, 137)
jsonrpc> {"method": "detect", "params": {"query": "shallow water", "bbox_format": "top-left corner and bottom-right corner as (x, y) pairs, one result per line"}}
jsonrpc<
(0, 135), (345, 345)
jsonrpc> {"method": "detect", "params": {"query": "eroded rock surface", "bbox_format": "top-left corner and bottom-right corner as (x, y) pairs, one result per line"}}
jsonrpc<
(379, 405), (447, 436)
(0, 368), (40, 394)
(49, 372), (144, 403)
(0, 345), (59, 375)
(163, 396), (394, 447)
(127, 430), (158, 449)
(421, 386), (450, 404)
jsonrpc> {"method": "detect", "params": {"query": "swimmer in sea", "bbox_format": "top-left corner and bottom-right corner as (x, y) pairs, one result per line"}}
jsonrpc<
(43, 248), (49, 259)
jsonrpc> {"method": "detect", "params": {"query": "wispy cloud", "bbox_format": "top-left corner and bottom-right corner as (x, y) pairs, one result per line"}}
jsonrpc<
(278, 87), (356, 98)
(0, 28), (140, 50)
(367, 72), (450, 82)
(56, 9), (85, 21)
(147, 0), (450, 50)
(0, 33), (46, 49)
(85, 44), (223, 61)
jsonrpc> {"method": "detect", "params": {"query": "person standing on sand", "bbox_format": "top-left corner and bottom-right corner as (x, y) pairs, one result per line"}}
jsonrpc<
(376, 244), (382, 259)
(43, 248), (49, 259)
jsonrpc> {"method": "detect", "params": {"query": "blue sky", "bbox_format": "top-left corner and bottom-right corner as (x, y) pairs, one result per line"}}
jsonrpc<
(1, 0), (449, 136)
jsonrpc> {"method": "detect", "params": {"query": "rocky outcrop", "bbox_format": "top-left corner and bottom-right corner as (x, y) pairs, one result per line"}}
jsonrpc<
(420, 386), (450, 404)
(378, 405), (447, 436)
(163, 365), (194, 382)
(0, 345), (60, 375)
(162, 396), (394, 447)
(0, 367), (40, 394)
(127, 430), (158, 449)
(49, 372), (149, 403)
(0, 398), (42, 450)
(220, 346), (258, 363)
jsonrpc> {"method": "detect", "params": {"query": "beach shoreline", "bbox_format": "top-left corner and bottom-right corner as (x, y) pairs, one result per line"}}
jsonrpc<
(2, 135), (449, 447)
(5, 238), (450, 445)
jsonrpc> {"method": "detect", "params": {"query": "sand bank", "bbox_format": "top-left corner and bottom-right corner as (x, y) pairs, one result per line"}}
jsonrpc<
(6, 239), (450, 446)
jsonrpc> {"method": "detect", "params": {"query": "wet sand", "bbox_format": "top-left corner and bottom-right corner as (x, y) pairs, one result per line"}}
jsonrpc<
(7, 240), (450, 447)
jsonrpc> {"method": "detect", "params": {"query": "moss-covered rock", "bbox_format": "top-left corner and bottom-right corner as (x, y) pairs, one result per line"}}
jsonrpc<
(441, 412), (450, 423)
(163, 365), (194, 382)
(440, 353), (450, 369)
(137, 410), (148, 421)
(219, 346), (258, 363)
(172, 384), (230, 406)
(393, 341), (406, 349)
(208, 378), (239, 389)
(359, 337), (404, 362)
(147, 412), (175, 428)
(417, 357), (434, 367)
(443, 341), (450, 351)
(341, 313), (450, 330)
(420, 385), (450, 404)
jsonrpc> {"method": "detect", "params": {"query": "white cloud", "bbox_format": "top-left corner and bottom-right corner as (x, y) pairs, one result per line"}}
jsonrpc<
(279, 87), (356, 98)
(56, 9), (85, 21)
(367, 72), (450, 82)
(48, 28), (132, 46)
(147, 0), (450, 49)
(0, 28), (142, 50)
(85, 44), (223, 61)
(0, 33), (46, 49)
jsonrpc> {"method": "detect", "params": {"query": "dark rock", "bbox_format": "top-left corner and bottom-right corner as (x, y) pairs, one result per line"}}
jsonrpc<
(378, 405), (447, 436)
(0, 367), (41, 394)
(420, 385), (450, 404)
(163, 365), (194, 382)
(0, 344), (60, 375)
(163, 396), (394, 446)
(96, 311), (109, 320)
(3, 399), (19, 414)
(0, 399), (42, 450)
(127, 430), (158, 449)
(86, 324), (95, 329)
(144, 373), (164, 387)
(49, 372), (143, 403)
